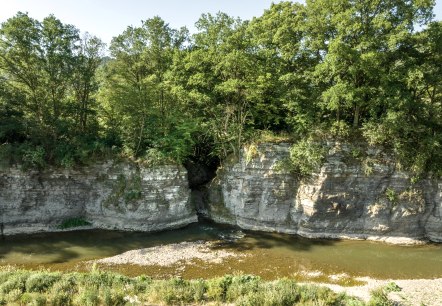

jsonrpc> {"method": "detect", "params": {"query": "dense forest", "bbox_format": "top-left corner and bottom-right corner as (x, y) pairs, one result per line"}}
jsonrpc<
(0, 0), (441, 176)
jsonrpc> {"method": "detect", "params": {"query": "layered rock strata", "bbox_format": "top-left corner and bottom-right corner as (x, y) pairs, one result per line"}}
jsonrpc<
(0, 161), (196, 235)
(205, 143), (442, 244)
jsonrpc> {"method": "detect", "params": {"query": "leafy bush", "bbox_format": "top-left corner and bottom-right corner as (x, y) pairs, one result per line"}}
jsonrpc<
(226, 275), (261, 302)
(0, 271), (30, 294)
(206, 275), (233, 301)
(5, 288), (22, 303)
(102, 288), (125, 306)
(330, 121), (351, 139)
(287, 139), (327, 177)
(22, 146), (46, 169)
(143, 148), (173, 166)
(384, 282), (401, 293)
(50, 275), (78, 296)
(77, 289), (100, 306)
(262, 279), (300, 306)
(368, 282), (400, 306)
(25, 272), (61, 292)
(385, 188), (397, 204)
(368, 287), (394, 306)
(51, 291), (72, 306)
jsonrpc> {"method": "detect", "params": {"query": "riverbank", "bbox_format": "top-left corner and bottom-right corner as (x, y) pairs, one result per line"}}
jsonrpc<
(90, 240), (442, 305)
(318, 277), (442, 305)
(4, 267), (442, 305)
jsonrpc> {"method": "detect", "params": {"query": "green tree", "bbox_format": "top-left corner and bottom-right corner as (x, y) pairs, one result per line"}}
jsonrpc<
(71, 33), (105, 132)
(306, 0), (434, 130)
(0, 12), (104, 166)
(99, 17), (195, 162)
(179, 13), (257, 158)
(0, 12), (43, 127)
(248, 1), (319, 134)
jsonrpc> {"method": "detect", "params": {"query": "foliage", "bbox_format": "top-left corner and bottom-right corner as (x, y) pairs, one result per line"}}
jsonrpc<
(22, 146), (46, 169)
(25, 272), (61, 293)
(367, 282), (401, 306)
(385, 188), (398, 204)
(0, 268), (364, 305)
(0, 1), (441, 176)
(244, 143), (259, 164)
(384, 282), (401, 293)
(103, 171), (143, 209)
(288, 138), (327, 177)
(0, 12), (105, 168)
(58, 218), (92, 229)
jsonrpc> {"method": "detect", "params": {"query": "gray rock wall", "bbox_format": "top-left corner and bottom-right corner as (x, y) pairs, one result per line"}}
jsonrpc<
(205, 143), (442, 244)
(2, 143), (441, 244)
(0, 161), (196, 235)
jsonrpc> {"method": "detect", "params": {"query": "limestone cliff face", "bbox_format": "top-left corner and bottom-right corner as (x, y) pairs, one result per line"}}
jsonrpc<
(0, 161), (196, 235)
(205, 143), (442, 244)
(2, 144), (441, 244)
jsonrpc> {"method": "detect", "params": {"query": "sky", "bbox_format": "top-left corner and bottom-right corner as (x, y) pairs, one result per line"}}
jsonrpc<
(0, 0), (441, 46)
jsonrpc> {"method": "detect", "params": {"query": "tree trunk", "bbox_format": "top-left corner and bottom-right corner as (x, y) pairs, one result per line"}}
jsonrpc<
(353, 105), (360, 128)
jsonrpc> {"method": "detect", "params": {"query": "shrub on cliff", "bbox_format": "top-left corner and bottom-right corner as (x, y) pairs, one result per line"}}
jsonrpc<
(287, 138), (327, 177)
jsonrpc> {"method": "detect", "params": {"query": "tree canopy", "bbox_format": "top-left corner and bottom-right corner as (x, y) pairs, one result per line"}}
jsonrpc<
(0, 1), (440, 176)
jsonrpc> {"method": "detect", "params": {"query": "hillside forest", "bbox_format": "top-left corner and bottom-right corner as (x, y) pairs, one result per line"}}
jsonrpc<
(0, 0), (441, 177)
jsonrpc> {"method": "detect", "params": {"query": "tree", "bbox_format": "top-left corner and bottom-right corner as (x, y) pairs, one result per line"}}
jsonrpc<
(0, 12), (44, 126)
(248, 1), (319, 134)
(0, 12), (104, 166)
(99, 17), (195, 161)
(306, 0), (435, 130)
(179, 13), (256, 158)
(71, 33), (104, 132)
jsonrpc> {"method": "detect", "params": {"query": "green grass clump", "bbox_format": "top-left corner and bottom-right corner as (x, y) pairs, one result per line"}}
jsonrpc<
(58, 218), (91, 229)
(368, 282), (401, 306)
(25, 272), (61, 292)
(0, 268), (369, 305)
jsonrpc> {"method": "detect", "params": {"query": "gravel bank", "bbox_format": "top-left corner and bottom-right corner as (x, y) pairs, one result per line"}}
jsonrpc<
(93, 241), (442, 305)
(319, 277), (442, 306)
(94, 240), (242, 266)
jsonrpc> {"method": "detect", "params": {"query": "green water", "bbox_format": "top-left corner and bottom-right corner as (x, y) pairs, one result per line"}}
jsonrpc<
(2, 222), (442, 280)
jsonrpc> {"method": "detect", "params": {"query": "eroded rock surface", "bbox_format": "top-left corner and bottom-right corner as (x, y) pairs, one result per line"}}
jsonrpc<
(0, 161), (196, 235)
(1, 143), (441, 243)
(205, 143), (442, 244)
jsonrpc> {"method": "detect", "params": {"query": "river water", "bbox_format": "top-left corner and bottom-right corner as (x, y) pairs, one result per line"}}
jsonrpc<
(2, 222), (442, 281)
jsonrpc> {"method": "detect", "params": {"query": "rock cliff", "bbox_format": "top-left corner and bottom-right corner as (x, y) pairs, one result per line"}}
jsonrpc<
(204, 143), (442, 244)
(0, 161), (196, 235)
(2, 143), (441, 244)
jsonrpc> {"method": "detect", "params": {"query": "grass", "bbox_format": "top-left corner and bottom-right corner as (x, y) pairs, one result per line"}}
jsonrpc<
(367, 282), (402, 306)
(57, 218), (91, 230)
(0, 267), (380, 305)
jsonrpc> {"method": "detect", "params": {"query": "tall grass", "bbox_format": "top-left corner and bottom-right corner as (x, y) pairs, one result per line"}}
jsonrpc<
(0, 267), (376, 305)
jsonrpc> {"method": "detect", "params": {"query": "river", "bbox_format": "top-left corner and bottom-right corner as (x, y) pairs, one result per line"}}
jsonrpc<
(2, 221), (442, 282)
